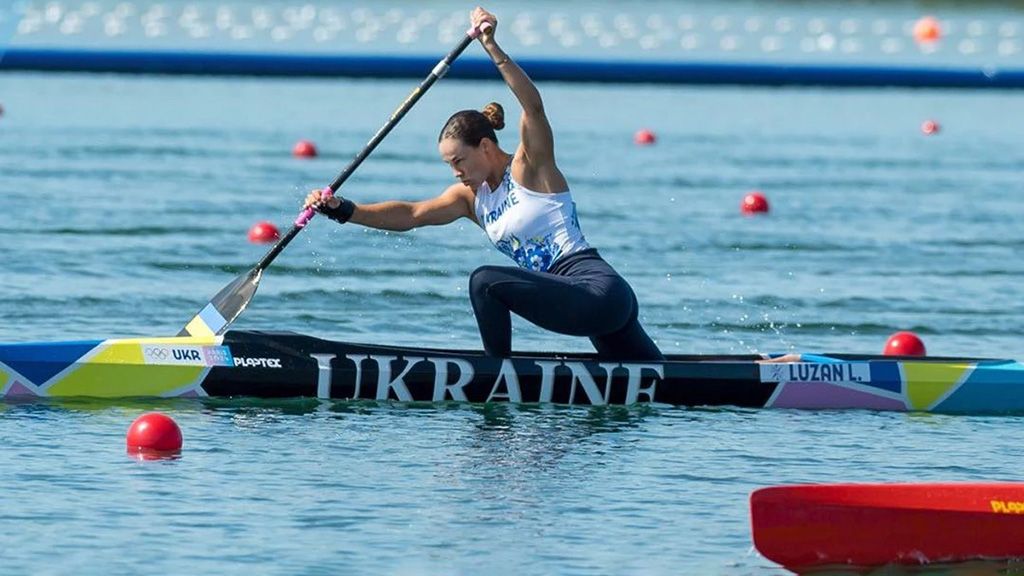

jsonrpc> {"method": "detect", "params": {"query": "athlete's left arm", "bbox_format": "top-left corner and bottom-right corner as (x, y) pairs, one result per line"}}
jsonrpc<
(472, 8), (567, 192)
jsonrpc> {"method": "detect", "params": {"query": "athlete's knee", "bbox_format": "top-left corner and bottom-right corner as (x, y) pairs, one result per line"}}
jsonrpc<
(469, 265), (505, 299)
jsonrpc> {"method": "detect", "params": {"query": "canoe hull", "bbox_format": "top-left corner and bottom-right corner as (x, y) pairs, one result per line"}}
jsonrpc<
(0, 330), (1022, 412)
(751, 483), (1024, 572)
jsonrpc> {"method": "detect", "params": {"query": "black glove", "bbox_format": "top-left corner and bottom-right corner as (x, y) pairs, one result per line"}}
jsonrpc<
(319, 195), (356, 224)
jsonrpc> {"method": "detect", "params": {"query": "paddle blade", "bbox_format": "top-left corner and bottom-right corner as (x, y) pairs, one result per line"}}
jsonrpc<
(750, 483), (1024, 573)
(178, 268), (263, 337)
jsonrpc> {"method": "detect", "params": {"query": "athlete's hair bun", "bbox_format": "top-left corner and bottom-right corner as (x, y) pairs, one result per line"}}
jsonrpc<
(439, 103), (504, 145)
(481, 102), (505, 131)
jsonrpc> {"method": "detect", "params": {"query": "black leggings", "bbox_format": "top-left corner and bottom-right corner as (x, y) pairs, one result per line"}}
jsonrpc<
(469, 249), (664, 361)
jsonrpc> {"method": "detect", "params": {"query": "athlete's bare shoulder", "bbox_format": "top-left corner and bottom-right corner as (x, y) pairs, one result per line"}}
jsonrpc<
(441, 181), (477, 223)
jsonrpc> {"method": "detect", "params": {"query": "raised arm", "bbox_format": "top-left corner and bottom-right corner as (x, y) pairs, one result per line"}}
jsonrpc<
(471, 7), (567, 193)
(303, 184), (476, 232)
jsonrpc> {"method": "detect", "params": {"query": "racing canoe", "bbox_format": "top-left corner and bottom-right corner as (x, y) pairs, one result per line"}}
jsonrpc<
(1, 330), (1022, 412)
(751, 483), (1024, 572)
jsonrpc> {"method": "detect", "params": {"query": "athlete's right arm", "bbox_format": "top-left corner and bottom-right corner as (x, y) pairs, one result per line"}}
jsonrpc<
(303, 184), (475, 232)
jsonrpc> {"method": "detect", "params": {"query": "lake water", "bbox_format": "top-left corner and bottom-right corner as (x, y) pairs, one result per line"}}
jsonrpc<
(2, 25), (1024, 575)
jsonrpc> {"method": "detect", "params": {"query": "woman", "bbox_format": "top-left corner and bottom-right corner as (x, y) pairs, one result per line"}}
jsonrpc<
(305, 7), (663, 361)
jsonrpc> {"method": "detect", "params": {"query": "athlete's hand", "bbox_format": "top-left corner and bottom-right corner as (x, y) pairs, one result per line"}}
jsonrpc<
(471, 7), (497, 43)
(303, 188), (341, 212)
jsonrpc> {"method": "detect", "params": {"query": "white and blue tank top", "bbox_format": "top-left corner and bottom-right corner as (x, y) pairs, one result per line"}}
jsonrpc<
(474, 165), (590, 273)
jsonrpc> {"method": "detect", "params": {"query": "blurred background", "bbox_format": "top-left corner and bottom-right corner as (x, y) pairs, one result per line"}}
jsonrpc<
(3, 1), (1024, 85)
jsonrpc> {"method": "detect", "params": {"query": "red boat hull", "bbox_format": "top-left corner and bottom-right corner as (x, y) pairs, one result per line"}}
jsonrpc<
(750, 483), (1024, 573)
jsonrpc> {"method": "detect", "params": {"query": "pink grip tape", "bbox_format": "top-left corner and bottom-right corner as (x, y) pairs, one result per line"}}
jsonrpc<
(468, 21), (492, 39)
(295, 187), (335, 228)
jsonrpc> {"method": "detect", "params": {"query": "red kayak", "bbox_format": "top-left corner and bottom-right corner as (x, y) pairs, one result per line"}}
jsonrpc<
(750, 483), (1024, 573)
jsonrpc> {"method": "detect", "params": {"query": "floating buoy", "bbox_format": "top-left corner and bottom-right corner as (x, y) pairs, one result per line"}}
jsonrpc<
(247, 220), (280, 243)
(883, 331), (927, 356)
(634, 129), (656, 146)
(126, 412), (183, 457)
(741, 191), (770, 215)
(913, 16), (942, 43)
(921, 119), (941, 135)
(292, 139), (318, 158)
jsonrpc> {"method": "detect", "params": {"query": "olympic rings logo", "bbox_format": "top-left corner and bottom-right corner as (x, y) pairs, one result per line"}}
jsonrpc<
(145, 347), (170, 360)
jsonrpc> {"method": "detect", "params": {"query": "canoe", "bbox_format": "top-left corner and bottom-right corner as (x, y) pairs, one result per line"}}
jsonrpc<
(750, 483), (1024, 573)
(1, 330), (1023, 411)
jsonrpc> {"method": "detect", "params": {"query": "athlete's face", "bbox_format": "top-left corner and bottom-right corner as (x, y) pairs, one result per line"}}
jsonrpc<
(439, 138), (491, 191)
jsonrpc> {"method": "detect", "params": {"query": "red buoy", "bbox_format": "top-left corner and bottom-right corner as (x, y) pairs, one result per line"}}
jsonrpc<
(741, 191), (770, 215)
(883, 331), (927, 356)
(126, 412), (183, 456)
(247, 220), (280, 243)
(921, 120), (941, 135)
(913, 16), (942, 43)
(634, 129), (656, 146)
(292, 139), (318, 158)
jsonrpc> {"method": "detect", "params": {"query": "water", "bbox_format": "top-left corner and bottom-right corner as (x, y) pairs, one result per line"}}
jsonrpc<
(3, 399), (1023, 575)
(1, 68), (1024, 572)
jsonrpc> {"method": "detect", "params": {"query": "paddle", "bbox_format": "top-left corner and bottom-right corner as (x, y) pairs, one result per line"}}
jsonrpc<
(750, 482), (1024, 572)
(179, 23), (490, 338)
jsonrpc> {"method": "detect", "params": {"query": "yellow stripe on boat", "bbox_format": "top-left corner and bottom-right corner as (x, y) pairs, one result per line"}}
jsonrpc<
(904, 363), (971, 410)
(45, 341), (208, 398)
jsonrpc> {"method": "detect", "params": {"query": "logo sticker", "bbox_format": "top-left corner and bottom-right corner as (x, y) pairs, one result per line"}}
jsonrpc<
(233, 357), (283, 369)
(760, 362), (871, 384)
(143, 345), (234, 367)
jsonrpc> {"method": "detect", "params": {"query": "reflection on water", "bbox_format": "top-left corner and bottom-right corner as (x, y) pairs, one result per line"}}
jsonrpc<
(461, 404), (657, 476)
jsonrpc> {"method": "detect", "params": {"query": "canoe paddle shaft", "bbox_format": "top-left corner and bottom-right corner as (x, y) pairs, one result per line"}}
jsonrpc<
(178, 23), (490, 338)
